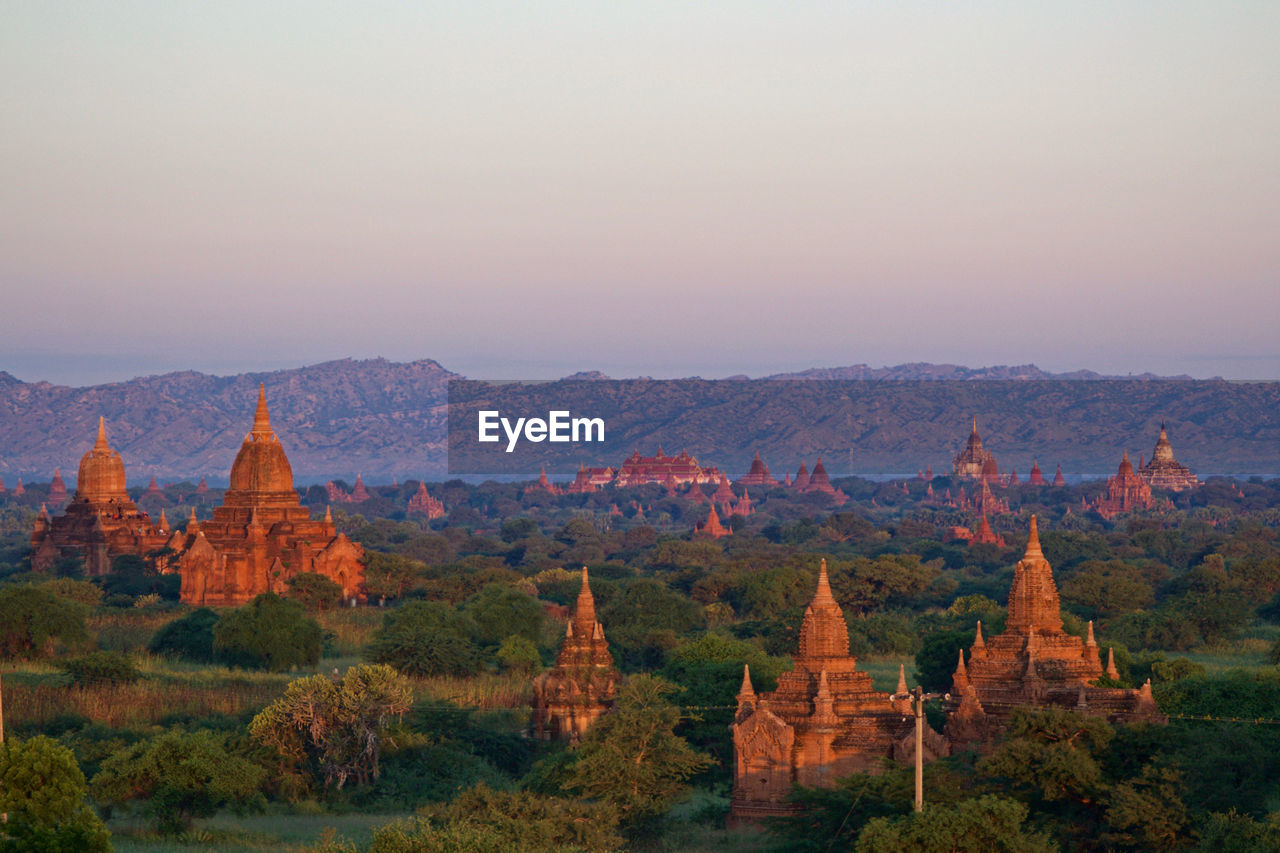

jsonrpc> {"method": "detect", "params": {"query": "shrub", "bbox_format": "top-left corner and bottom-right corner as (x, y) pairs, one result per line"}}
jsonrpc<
(463, 584), (545, 646)
(286, 572), (345, 611)
(91, 730), (265, 835)
(0, 585), (88, 658)
(38, 578), (103, 608)
(0, 735), (111, 852)
(368, 601), (482, 677)
(148, 607), (220, 662)
(496, 635), (541, 673)
(369, 785), (622, 853)
(214, 593), (324, 671)
(58, 650), (141, 686)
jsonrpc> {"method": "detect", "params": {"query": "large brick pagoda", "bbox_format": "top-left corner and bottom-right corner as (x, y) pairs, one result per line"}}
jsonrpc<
(31, 418), (170, 575)
(730, 560), (943, 823)
(170, 385), (365, 605)
(531, 567), (619, 742)
(945, 517), (1164, 747)
(1138, 425), (1199, 491)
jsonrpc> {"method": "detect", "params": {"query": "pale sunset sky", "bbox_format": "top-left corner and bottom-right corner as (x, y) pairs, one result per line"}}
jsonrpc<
(2, 2), (1277, 384)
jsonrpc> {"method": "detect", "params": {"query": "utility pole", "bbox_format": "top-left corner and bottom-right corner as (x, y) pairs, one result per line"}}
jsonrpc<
(889, 683), (946, 812)
(1, 670), (6, 825)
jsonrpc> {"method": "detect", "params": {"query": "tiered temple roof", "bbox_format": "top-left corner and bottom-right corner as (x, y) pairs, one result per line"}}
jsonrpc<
(791, 461), (811, 490)
(953, 417), (998, 480)
(712, 475), (735, 504)
(738, 452), (778, 487)
(974, 479), (1010, 515)
(523, 467), (563, 496)
(407, 481), (445, 518)
(615, 447), (723, 487)
(1092, 452), (1155, 519)
(972, 515), (1006, 547)
(1027, 460), (1047, 486)
(730, 560), (939, 823)
(531, 567), (619, 742)
(1052, 465), (1067, 487)
(695, 504), (730, 539)
(1138, 425), (1200, 491)
(171, 385), (365, 606)
(47, 469), (68, 506)
(143, 476), (164, 500)
(944, 517), (1163, 747)
(349, 474), (371, 502)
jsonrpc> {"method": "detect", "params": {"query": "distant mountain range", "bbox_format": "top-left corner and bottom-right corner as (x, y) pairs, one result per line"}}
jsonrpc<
(0, 359), (1275, 484)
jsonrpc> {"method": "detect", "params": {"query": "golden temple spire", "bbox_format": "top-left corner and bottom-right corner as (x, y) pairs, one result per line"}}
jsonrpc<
(812, 558), (837, 607)
(1023, 514), (1043, 560)
(252, 383), (272, 437)
(738, 664), (756, 703)
(94, 416), (109, 450)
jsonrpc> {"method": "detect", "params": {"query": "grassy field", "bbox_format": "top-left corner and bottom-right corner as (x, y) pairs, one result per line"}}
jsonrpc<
(107, 810), (402, 853)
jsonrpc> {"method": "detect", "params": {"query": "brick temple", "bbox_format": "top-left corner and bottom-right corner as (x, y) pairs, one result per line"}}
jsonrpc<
(945, 517), (1164, 746)
(407, 481), (445, 518)
(1092, 452), (1156, 519)
(730, 560), (942, 823)
(614, 447), (725, 487)
(1138, 425), (1199, 491)
(531, 567), (619, 742)
(738, 452), (778, 487)
(953, 417), (998, 480)
(170, 385), (366, 606)
(31, 418), (170, 575)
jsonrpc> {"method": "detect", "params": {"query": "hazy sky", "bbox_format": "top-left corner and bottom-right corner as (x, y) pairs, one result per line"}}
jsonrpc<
(3, 2), (1278, 385)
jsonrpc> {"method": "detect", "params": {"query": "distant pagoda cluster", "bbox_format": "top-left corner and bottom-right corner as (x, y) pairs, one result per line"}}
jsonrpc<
(939, 418), (1198, 524)
(326, 474), (371, 503)
(546, 448), (847, 513)
(30, 386), (366, 605)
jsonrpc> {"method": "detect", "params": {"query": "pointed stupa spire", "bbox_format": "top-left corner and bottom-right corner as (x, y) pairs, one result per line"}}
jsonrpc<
(187, 507), (200, 534)
(574, 565), (597, 629)
(955, 647), (968, 677)
(1005, 516), (1064, 634)
(158, 508), (169, 529)
(324, 505), (333, 523)
(94, 416), (109, 450)
(974, 620), (986, 647)
(738, 664), (756, 703)
(897, 664), (908, 696)
(1106, 647), (1119, 680)
(1024, 514), (1043, 560)
(39, 502), (49, 520)
(1086, 620), (1097, 646)
(252, 383), (272, 436)
(798, 558), (850, 660)
(813, 558), (836, 606)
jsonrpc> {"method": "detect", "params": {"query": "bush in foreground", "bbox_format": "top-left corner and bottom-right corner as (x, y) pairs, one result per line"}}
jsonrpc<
(214, 593), (323, 671)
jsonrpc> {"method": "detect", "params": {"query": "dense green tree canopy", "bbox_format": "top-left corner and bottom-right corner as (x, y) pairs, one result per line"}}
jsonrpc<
(213, 592), (324, 671)
(0, 735), (111, 853)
